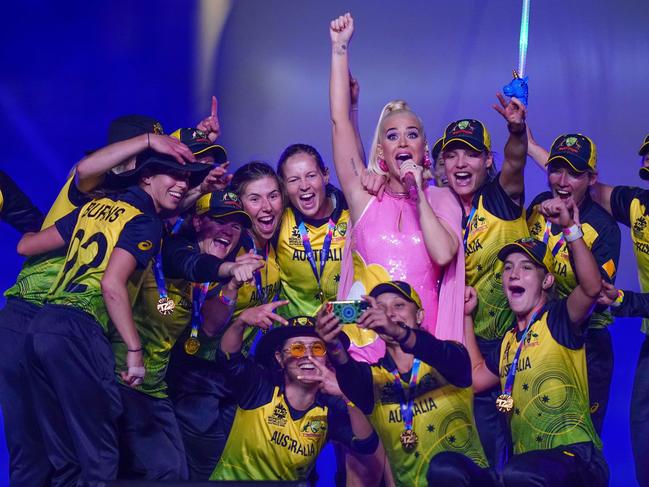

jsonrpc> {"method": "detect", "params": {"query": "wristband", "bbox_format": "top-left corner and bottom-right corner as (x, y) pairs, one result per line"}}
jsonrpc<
(611, 289), (624, 308)
(127, 347), (143, 353)
(562, 223), (583, 243)
(218, 288), (237, 307)
(147, 133), (150, 149)
(346, 401), (356, 408)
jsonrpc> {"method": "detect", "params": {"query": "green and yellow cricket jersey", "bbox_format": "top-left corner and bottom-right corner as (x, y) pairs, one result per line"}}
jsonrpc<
(464, 177), (529, 341)
(527, 192), (620, 329)
(112, 271), (192, 398)
(210, 352), (356, 481)
(336, 330), (487, 486)
(487, 299), (601, 454)
(47, 186), (162, 332)
(0, 170), (43, 234)
(5, 174), (89, 306)
(276, 187), (349, 318)
(611, 186), (649, 333)
(205, 232), (281, 357)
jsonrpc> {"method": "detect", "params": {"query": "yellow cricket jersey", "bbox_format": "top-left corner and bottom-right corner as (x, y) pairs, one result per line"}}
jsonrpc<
(368, 360), (487, 485)
(5, 174), (90, 305)
(492, 300), (600, 454)
(464, 177), (529, 340)
(112, 271), (192, 398)
(47, 186), (162, 333)
(276, 188), (349, 318)
(211, 353), (354, 481)
(611, 186), (649, 333)
(527, 192), (620, 329)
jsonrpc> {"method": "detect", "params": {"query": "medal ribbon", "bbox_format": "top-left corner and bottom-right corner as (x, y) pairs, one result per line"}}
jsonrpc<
(189, 282), (210, 340)
(462, 206), (477, 252)
(503, 309), (540, 397)
(296, 215), (337, 301)
(542, 221), (564, 257)
(390, 359), (421, 433)
(153, 217), (185, 305)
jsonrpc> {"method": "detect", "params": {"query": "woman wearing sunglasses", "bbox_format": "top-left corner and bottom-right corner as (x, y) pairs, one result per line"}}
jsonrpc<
(209, 316), (377, 482)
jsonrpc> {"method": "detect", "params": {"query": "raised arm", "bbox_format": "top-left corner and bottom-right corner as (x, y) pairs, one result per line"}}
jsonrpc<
(539, 198), (601, 327)
(75, 134), (196, 193)
(463, 287), (500, 393)
(329, 13), (371, 220)
(493, 94), (527, 202)
(526, 124), (549, 171)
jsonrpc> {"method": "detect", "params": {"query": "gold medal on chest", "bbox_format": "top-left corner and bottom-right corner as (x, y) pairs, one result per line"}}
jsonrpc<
(157, 297), (175, 315)
(496, 393), (514, 413)
(184, 337), (200, 355)
(400, 429), (418, 452)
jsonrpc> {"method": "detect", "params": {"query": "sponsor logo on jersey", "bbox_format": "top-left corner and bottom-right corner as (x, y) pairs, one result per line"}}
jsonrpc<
(138, 240), (153, 251)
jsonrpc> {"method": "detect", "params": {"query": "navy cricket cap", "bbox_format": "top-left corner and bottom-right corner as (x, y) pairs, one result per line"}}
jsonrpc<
(195, 190), (252, 228)
(171, 128), (227, 165)
(442, 119), (491, 153)
(498, 237), (552, 272)
(547, 134), (597, 173)
(369, 281), (422, 309)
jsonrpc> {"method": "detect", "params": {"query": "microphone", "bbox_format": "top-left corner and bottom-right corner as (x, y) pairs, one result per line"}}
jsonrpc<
(399, 159), (418, 201)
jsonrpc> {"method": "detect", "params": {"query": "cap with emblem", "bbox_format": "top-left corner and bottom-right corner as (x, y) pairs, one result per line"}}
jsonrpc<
(195, 190), (252, 228)
(171, 128), (227, 165)
(498, 237), (553, 273)
(442, 119), (491, 153)
(546, 134), (597, 173)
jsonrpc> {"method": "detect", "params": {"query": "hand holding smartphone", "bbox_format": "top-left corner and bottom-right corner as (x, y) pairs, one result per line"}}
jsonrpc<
(325, 300), (370, 324)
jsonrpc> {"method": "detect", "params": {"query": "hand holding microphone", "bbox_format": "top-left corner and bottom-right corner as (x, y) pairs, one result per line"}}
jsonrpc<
(398, 159), (423, 201)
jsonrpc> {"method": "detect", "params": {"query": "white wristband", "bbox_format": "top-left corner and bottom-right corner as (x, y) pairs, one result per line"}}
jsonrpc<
(562, 223), (583, 243)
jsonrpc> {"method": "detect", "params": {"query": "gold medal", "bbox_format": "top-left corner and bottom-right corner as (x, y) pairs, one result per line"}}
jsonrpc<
(399, 429), (418, 451)
(157, 297), (175, 315)
(496, 393), (514, 413)
(184, 337), (200, 355)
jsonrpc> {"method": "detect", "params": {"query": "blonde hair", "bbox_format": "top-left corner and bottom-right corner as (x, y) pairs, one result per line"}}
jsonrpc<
(367, 100), (432, 180)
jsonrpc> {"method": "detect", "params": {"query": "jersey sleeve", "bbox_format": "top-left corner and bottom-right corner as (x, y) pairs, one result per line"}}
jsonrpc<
(215, 349), (275, 409)
(404, 330), (472, 388)
(0, 171), (44, 233)
(589, 218), (621, 284)
(54, 206), (82, 244)
(612, 290), (649, 318)
(546, 299), (585, 350)
(610, 186), (645, 227)
(332, 358), (375, 415)
(161, 234), (226, 282)
(484, 340), (502, 377)
(325, 396), (379, 454)
(115, 214), (162, 268)
(481, 173), (525, 220)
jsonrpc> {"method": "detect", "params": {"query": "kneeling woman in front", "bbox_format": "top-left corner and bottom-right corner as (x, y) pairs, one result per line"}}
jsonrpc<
(210, 315), (378, 482)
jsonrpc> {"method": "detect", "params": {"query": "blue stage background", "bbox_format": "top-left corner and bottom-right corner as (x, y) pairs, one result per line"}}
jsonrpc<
(1, 1), (648, 485)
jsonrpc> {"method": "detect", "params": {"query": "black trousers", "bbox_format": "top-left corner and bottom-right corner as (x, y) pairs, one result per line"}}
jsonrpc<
(502, 442), (609, 487)
(427, 451), (497, 486)
(631, 335), (649, 487)
(0, 298), (52, 487)
(585, 327), (614, 434)
(166, 348), (236, 480)
(474, 337), (511, 471)
(26, 304), (123, 486)
(118, 385), (188, 480)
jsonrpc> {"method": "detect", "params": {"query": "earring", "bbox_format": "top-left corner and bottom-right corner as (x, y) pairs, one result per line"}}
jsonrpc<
(377, 157), (388, 172)
(423, 151), (432, 169)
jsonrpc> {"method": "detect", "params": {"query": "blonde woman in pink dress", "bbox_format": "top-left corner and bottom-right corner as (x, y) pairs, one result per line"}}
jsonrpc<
(330, 13), (465, 364)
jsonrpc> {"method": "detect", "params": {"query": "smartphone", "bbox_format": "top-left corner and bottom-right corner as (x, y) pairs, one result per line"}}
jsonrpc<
(325, 300), (370, 324)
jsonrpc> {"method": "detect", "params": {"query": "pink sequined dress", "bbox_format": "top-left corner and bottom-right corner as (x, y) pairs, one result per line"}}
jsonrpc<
(338, 185), (465, 363)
